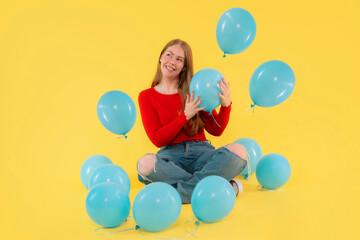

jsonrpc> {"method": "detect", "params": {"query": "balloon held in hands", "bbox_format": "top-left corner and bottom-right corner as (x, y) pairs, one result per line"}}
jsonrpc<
(189, 68), (224, 113)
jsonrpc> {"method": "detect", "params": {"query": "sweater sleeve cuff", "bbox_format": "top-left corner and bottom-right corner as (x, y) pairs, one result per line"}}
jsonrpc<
(221, 102), (232, 111)
(179, 112), (190, 124)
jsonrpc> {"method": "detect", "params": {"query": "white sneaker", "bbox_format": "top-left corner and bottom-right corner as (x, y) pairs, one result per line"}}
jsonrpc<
(230, 180), (243, 197)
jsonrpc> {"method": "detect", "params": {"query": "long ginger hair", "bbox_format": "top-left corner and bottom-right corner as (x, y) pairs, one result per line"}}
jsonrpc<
(151, 39), (204, 136)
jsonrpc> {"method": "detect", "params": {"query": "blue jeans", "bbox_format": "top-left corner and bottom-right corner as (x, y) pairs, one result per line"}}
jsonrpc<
(137, 140), (247, 204)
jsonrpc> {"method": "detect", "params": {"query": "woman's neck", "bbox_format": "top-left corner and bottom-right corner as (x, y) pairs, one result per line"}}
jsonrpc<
(155, 77), (179, 94)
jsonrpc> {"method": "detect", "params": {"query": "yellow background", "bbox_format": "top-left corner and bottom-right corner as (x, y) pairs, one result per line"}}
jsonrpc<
(1, 0), (359, 239)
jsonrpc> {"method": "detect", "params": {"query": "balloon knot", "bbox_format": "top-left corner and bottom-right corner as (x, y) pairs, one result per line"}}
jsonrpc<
(195, 220), (200, 225)
(246, 104), (256, 113)
(116, 135), (130, 142)
(250, 104), (255, 114)
(223, 53), (226, 58)
(135, 225), (140, 230)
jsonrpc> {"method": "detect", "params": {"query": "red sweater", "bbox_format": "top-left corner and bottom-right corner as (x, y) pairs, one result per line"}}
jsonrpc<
(138, 87), (231, 148)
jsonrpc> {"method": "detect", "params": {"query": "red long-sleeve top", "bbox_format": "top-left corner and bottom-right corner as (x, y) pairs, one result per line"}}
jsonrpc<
(138, 87), (231, 148)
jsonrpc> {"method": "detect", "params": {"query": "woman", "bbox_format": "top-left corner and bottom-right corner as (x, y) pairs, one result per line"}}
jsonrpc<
(137, 39), (247, 204)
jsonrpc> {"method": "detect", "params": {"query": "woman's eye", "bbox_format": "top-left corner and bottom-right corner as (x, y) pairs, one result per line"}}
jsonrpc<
(167, 53), (171, 57)
(177, 58), (183, 62)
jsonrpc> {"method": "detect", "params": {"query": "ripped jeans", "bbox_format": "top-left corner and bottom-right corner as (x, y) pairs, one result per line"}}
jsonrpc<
(137, 140), (247, 204)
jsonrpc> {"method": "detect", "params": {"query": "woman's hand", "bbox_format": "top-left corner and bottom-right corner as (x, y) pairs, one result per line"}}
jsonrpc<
(218, 78), (231, 107)
(184, 91), (206, 120)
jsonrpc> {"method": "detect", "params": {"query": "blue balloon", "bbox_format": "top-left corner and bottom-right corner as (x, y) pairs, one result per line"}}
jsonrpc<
(86, 183), (130, 228)
(88, 164), (131, 194)
(249, 60), (295, 107)
(234, 138), (263, 178)
(133, 182), (182, 232)
(256, 153), (291, 189)
(191, 176), (235, 223)
(80, 155), (112, 189)
(189, 68), (224, 113)
(97, 91), (137, 136)
(216, 8), (256, 56)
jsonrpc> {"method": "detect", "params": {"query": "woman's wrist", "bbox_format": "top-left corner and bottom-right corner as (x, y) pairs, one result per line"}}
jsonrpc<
(221, 101), (231, 107)
(183, 111), (191, 121)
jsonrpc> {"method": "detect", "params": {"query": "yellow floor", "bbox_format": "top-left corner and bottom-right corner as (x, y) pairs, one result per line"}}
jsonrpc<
(1, 0), (359, 239)
(2, 172), (359, 240)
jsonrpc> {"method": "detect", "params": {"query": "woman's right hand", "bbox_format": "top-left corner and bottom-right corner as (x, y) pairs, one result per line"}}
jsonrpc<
(184, 91), (206, 120)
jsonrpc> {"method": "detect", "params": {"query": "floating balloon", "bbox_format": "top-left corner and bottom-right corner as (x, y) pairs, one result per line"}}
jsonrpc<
(234, 138), (263, 179)
(191, 176), (235, 223)
(88, 164), (131, 194)
(189, 68), (224, 113)
(86, 183), (130, 228)
(249, 60), (295, 108)
(80, 155), (112, 189)
(256, 153), (291, 189)
(216, 8), (256, 57)
(97, 91), (137, 137)
(133, 182), (182, 232)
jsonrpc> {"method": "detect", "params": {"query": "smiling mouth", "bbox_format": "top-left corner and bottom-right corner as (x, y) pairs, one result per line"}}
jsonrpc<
(165, 65), (175, 71)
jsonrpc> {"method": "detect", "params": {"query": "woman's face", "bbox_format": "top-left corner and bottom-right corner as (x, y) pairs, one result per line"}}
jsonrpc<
(159, 44), (185, 79)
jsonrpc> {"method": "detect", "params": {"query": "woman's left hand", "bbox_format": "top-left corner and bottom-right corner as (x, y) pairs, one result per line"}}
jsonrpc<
(218, 78), (231, 107)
